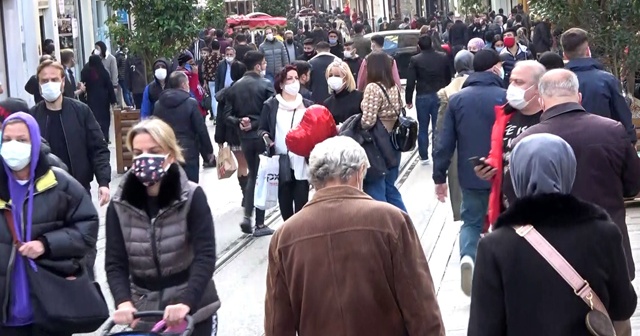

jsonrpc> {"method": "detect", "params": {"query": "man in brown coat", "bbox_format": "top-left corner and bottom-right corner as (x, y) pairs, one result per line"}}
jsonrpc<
(514, 69), (640, 281)
(265, 136), (445, 336)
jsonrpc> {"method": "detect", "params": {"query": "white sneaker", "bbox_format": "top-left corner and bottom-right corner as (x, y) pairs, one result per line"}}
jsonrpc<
(420, 159), (430, 165)
(460, 255), (474, 297)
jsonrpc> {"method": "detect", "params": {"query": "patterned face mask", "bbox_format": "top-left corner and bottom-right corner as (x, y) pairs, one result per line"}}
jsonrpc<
(132, 154), (169, 186)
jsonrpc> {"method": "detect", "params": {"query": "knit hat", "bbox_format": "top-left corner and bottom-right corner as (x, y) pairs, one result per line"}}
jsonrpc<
(473, 49), (501, 72)
(177, 51), (194, 65)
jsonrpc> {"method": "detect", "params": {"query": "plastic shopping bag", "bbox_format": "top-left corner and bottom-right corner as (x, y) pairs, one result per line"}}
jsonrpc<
(217, 146), (237, 180)
(254, 154), (279, 210)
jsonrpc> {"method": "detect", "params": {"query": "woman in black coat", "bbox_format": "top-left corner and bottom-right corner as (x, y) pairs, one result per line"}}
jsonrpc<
(81, 55), (116, 142)
(322, 60), (363, 124)
(468, 133), (636, 336)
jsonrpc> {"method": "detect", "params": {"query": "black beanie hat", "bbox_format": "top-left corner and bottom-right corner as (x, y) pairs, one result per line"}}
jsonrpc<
(473, 49), (501, 72)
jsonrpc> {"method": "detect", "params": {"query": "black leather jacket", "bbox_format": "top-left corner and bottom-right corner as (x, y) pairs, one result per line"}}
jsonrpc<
(223, 72), (275, 140)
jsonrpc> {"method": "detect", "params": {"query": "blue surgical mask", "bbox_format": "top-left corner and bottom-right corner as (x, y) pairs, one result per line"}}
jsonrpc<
(495, 46), (504, 53)
(184, 64), (192, 71)
(329, 38), (337, 44)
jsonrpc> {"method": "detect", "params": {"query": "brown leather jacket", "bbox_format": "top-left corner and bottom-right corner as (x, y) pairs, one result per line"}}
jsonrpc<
(265, 186), (445, 336)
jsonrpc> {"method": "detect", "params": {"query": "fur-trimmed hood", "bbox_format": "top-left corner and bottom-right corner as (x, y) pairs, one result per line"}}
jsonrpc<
(494, 193), (611, 229)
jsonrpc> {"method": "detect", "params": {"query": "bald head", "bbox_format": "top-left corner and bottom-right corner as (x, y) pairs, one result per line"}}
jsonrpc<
(538, 69), (581, 110)
(508, 61), (546, 114)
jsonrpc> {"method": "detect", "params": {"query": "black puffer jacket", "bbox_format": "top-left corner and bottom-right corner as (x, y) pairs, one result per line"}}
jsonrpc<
(0, 150), (99, 323)
(153, 89), (213, 162)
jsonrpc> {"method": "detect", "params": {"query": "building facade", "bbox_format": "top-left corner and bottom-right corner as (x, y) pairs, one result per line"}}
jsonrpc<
(0, 0), (112, 104)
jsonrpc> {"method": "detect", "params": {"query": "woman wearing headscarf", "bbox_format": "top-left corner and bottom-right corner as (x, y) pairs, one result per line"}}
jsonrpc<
(435, 50), (473, 221)
(467, 37), (485, 54)
(468, 133), (637, 336)
(0, 112), (99, 336)
(81, 55), (116, 142)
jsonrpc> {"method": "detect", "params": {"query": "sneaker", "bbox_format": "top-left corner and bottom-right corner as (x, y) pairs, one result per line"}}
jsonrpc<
(253, 225), (275, 237)
(240, 217), (253, 234)
(420, 159), (430, 165)
(460, 255), (474, 296)
(203, 160), (216, 169)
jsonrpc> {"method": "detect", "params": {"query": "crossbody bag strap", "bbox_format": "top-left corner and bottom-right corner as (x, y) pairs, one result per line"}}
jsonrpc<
(374, 83), (400, 116)
(513, 225), (609, 317)
(3, 210), (21, 247)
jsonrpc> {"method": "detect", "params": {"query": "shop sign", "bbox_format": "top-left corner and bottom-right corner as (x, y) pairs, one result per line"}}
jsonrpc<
(117, 10), (129, 25)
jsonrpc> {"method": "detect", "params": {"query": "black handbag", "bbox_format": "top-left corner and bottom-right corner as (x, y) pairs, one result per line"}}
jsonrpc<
(3, 211), (109, 333)
(375, 83), (418, 152)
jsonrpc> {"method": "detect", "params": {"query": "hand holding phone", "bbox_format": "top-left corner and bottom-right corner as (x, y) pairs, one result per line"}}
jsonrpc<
(470, 156), (497, 180)
(468, 156), (487, 168)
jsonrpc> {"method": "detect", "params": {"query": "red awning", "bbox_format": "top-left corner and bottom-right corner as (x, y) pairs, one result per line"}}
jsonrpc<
(226, 14), (287, 28)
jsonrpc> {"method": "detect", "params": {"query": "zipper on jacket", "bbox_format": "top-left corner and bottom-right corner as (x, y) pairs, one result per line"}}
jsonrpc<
(149, 217), (162, 278)
(59, 115), (74, 174)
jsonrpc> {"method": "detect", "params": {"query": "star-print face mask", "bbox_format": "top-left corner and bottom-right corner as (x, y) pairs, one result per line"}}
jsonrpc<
(132, 154), (169, 186)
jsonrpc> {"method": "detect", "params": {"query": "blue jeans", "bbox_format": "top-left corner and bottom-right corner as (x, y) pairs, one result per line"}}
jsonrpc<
(119, 79), (133, 106)
(208, 81), (217, 118)
(459, 188), (490, 261)
(415, 93), (440, 160)
(363, 150), (407, 212)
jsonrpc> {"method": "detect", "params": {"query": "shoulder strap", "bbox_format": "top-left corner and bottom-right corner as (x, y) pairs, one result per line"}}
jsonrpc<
(513, 225), (609, 317)
(374, 83), (402, 116)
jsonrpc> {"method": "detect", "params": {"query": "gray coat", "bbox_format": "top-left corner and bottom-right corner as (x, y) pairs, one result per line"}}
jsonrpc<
(259, 39), (288, 76)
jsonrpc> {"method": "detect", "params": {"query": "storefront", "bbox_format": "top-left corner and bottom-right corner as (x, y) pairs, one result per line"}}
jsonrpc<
(92, 0), (114, 52)
(58, 0), (86, 72)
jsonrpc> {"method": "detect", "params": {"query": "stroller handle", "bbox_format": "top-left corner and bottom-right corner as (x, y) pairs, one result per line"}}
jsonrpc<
(101, 310), (195, 336)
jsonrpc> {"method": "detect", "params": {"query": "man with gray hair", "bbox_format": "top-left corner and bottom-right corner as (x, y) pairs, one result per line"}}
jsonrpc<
(514, 69), (640, 306)
(265, 136), (445, 336)
(475, 60), (546, 226)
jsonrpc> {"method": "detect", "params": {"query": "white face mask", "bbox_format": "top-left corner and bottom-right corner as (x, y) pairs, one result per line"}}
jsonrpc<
(40, 82), (62, 102)
(283, 80), (300, 95)
(155, 68), (167, 81)
(259, 66), (266, 77)
(225, 56), (235, 63)
(506, 84), (534, 110)
(1, 141), (32, 171)
(266, 33), (274, 41)
(343, 50), (353, 58)
(327, 76), (344, 91)
(93, 48), (101, 56)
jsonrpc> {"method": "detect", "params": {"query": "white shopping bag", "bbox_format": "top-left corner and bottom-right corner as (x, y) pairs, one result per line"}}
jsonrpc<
(254, 154), (279, 210)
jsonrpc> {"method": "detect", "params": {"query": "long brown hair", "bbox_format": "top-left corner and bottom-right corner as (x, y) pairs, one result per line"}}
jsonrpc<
(365, 53), (394, 89)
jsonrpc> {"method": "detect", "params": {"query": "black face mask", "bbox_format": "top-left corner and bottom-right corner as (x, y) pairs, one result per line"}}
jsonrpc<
(287, 38), (294, 44)
(305, 51), (314, 56)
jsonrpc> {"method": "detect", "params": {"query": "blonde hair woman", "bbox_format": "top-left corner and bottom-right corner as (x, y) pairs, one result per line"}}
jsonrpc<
(322, 59), (363, 124)
(105, 118), (220, 335)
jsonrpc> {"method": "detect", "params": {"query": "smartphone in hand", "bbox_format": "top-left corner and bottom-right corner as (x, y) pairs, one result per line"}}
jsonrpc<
(468, 156), (487, 168)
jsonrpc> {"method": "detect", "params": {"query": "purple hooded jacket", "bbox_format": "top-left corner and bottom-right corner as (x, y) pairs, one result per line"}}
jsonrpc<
(2, 112), (41, 326)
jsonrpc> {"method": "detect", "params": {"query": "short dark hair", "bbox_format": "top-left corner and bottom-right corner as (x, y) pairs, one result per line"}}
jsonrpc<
(215, 30), (224, 38)
(43, 44), (55, 56)
(344, 41), (355, 47)
(44, 39), (54, 46)
(499, 8), (504, 14)
(243, 50), (265, 71)
(354, 23), (364, 34)
(236, 34), (247, 42)
(210, 40), (220, 51)
(231, 62), (247, 81)
(167, 71), (188, 89)
(316, 41), (330, 51)
(59, 49), (74, 65)
(561, 28), (589, 59)
(328, 30), (339, 37)
(292, 60), (311, 76)
(538, 51), (565, 70)
(303, 38), (315, 46)
(418, 35), (432, 50)
(366, 53), (394, 88)
(274, 64), (298, 95)
(515, 14), (522, 22)
(370, 35), (384, 48)
(201, 47), (212, 52)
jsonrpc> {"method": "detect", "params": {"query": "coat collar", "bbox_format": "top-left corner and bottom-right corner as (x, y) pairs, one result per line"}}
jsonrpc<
(493, 193), (610, 229)
(540, 102), (585, 122)
(113, 164), (189, 210)
(305, 185), (371, 207)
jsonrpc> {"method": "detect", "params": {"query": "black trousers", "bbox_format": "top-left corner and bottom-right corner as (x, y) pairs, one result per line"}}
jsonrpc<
(241, 138), (266, 226)
(83, 186), (96, 281)
(278, 172), (309, 221)
(133, 93), (144, 110)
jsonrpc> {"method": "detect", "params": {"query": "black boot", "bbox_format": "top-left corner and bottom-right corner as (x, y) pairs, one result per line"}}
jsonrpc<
(238, 175), (248, 207)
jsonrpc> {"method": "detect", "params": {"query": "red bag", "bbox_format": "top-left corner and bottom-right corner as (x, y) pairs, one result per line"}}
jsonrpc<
(286, 105), (338, 158)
